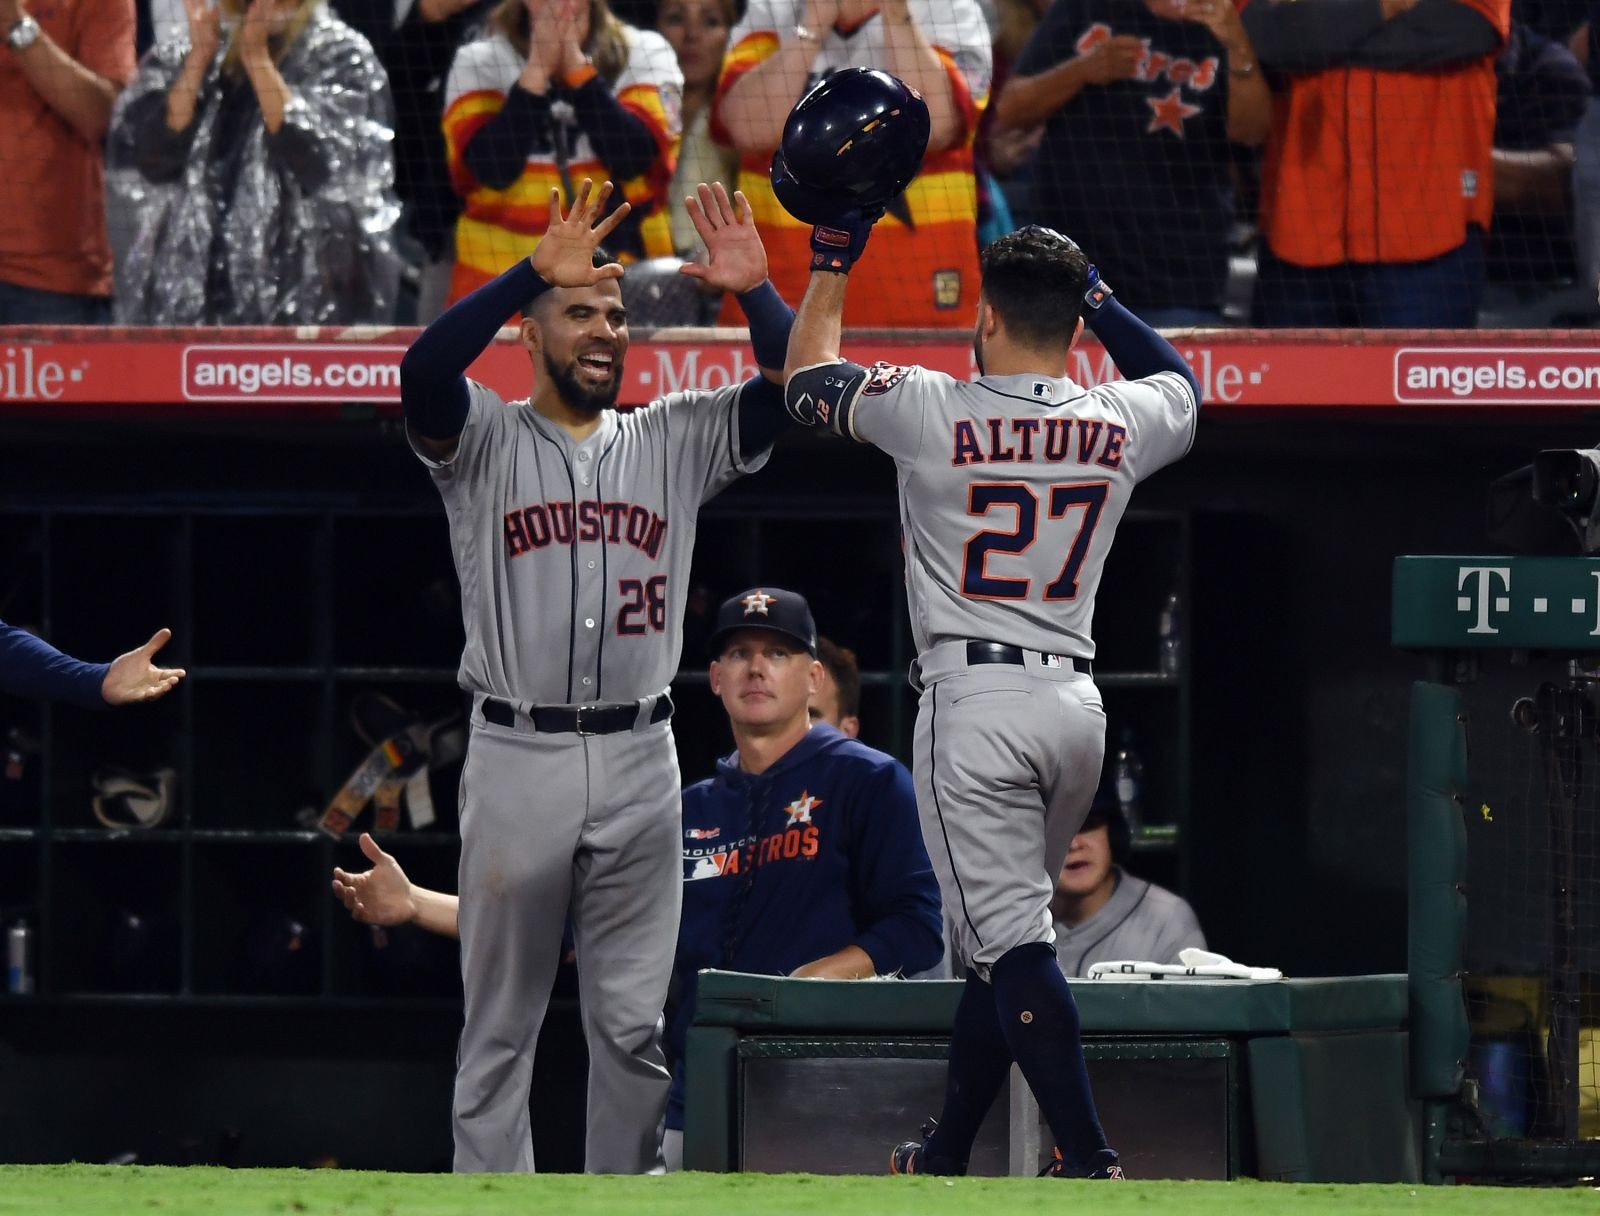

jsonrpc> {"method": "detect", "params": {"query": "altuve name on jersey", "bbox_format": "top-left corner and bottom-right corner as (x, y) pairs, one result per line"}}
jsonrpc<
(503, 499), (668, 561)
(951, 417), (1127, 468)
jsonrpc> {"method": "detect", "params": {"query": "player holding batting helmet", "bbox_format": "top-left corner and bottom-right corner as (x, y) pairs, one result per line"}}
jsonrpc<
(778, 65), (1205, 1177)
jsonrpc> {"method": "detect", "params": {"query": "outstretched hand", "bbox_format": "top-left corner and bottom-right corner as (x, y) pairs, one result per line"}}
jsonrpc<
(531, 179), (632, 288)
(101, 628), (185, 705)
(331, 833), (417, 927)
(679, 183), (770, 295)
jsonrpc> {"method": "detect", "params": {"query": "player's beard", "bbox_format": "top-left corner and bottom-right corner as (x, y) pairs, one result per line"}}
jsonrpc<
(544, 348), (621, 415)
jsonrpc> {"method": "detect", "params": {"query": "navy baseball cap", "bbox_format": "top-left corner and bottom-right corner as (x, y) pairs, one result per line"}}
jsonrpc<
(707, 587), (818, 658)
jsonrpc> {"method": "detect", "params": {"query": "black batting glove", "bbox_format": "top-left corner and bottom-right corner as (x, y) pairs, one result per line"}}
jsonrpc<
(809, 207), (882, 274)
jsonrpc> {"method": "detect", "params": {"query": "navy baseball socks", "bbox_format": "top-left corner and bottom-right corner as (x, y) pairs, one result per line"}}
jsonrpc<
(892, 973), (1013, 1175)
(893, 945), (1119, 1178)
(992, 942), (1119, 1177)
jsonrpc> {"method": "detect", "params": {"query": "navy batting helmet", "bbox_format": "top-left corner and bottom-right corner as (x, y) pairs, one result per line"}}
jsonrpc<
(770, 68), (931, 225)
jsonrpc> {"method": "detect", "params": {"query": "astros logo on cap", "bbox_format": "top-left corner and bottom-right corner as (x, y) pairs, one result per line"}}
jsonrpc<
(741, 590), (777, 616)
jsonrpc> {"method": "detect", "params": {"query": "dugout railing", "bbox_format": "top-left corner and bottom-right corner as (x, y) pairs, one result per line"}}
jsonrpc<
(1396, 555), (1600, 1182)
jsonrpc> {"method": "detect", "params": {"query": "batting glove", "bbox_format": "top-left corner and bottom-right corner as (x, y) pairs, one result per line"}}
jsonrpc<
(809, 207), (882, 274)
(1084, 261), (1114, 311)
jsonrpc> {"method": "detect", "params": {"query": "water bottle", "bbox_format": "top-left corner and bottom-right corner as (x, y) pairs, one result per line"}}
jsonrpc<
(1113, 728), (1144, 836)
(7, 920), (34, 995)
(1158, 589), (1182, 677)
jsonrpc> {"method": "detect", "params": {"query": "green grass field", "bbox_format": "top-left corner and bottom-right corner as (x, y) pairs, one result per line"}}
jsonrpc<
(1, 1166), (1594, 1216)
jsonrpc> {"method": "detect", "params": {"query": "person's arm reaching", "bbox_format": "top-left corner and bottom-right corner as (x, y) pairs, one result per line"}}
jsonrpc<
(333, 832), (461, 939)
(1082, 266), (1203, 406)
(783, 206), (881, 380)
(676, 182), (798, 456)
(400, 178), (632, 459)
(0, 621), (184, 708)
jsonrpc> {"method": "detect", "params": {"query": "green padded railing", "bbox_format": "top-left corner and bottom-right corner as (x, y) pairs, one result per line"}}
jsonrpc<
(1405, 684), (1471, 1102)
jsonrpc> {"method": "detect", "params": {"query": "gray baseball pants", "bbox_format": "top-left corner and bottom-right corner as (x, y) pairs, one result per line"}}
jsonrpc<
(912, 642), (1106, 977)
(452, 696), (682, 1173)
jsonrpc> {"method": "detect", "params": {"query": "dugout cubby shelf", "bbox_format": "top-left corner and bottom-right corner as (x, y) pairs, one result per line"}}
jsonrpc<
(0, 493), (1193, 1003)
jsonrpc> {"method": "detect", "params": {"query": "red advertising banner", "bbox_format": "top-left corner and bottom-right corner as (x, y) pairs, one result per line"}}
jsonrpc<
(0, 326), (1596, 413)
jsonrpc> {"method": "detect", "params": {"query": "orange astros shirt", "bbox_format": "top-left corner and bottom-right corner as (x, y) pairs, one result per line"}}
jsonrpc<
(0, 0), (134, 298)
(442, 24), (681, 303)
(711, 0), (993, 329)
(1254, 0), (1510, 268)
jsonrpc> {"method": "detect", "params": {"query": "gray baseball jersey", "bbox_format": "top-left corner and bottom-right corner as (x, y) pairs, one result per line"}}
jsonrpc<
(416, 379), (767, 703)
(845, 365), (1196, 659)
(1053, 869), (1207, 977)
(411, 379), (769, 1173)
(841, 363), (1197, 972)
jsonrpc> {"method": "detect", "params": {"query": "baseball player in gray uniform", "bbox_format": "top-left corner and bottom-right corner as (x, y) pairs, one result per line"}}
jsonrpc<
(398, 179), (796, 1174)
(782, 220), (1202, 1178)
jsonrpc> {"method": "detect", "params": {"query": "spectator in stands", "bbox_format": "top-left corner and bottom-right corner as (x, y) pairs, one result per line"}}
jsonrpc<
(441, 0), (681, 302)
(980, 0), (1050, 225)
(1051, 780), (1205, 976)
(107, 0), (401, 324)
(1243, 0), (1511, 327)
(331, 587), (943, 1171)
(657, 0), (739, 258)
(1575, 11), (1600, 297)
(810, 635), (861, 740)
(711, 0), (993, 328)
(993, 0), (1271, 327)
(1481, 19), (1588, 323)
(373, 0), (499, 322)
(0, 0), (134, 324)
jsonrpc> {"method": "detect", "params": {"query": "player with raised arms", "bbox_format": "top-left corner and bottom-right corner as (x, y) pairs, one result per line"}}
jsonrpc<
(398, 177), (795, 1174)
(779, 75), (1203, 1180)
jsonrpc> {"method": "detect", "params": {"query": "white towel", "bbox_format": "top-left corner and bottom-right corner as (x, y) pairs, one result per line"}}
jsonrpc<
(1086, 948), (1284, 982)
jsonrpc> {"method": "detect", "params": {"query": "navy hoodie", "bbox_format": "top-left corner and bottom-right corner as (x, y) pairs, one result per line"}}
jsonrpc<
(665, 723), (944, 1129)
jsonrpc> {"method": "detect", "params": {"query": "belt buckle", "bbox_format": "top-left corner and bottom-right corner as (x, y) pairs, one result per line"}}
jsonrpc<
(574, 705), (602, 736)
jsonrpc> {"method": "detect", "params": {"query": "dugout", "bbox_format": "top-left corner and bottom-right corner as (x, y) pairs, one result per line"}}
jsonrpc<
(683, 970), (1415, 1181)
(1, 324), (1597, 1173)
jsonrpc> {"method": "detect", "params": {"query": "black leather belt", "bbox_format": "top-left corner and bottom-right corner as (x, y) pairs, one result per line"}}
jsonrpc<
(965, 640), (1093, 677)
(481, 692), (673, 736)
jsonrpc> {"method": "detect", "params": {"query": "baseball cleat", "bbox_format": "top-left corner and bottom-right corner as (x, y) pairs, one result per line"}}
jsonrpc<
(889, 1119), (937, 1175)
(1039, 1148), (1126, 1178)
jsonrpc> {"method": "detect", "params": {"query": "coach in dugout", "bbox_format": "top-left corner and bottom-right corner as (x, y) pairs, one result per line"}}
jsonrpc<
(331, 585), (943, 1170)
(709, 0), (992, 328)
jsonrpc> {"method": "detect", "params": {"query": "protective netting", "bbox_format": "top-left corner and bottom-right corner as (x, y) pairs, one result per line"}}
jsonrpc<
(1459, 654), (1600, 1143)
(3, 0), (1597, 328)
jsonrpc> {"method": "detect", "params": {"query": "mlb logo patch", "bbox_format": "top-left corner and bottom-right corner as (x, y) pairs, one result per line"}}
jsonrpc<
(1041, 654), (1064, 669)
(1032, 382), (1050, 399)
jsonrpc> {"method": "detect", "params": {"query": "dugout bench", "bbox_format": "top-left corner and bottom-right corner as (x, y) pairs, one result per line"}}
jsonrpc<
(683, 969), (1417, 1181)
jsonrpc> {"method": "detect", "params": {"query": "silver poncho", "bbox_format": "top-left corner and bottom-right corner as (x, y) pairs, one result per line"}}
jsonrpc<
(107, 9), (402, 325)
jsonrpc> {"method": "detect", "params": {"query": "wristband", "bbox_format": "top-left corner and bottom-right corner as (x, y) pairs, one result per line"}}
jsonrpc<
(562, 62), (598, 89)
(735, 279), (794, 369)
